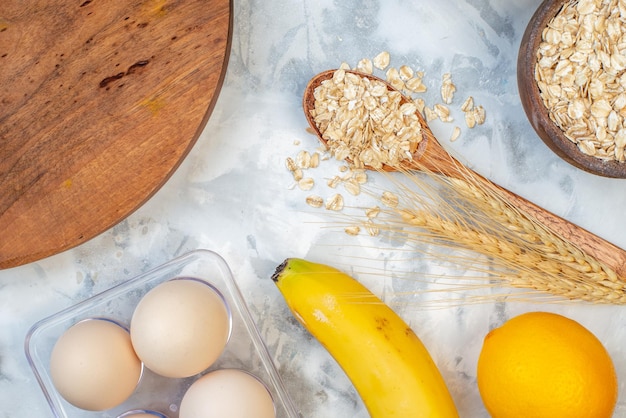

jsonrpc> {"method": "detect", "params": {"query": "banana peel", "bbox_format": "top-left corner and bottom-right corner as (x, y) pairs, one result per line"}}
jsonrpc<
(272, 258), (459, 418)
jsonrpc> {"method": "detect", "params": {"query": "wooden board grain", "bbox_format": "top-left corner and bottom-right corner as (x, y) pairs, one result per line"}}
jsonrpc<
(0, 0), (232, 269)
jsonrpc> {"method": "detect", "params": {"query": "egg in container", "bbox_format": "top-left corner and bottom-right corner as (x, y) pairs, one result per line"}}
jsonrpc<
(49, 318), (142, 411)
(179, 368), (276, 418)
(130, 278), (232, 378)
(25, 250), (299, 418)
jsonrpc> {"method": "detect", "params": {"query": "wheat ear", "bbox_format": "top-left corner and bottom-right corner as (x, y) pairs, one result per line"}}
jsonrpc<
(357, 166), (626, 304)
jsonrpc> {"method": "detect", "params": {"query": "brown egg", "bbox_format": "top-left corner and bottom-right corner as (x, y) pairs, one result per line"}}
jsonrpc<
(49, 318), (142, 411)
(130, 278), (231, 378)
(179, 369), (276, 418)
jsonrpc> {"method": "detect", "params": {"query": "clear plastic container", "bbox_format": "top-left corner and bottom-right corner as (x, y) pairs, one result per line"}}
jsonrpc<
(25, 249), (300, 418)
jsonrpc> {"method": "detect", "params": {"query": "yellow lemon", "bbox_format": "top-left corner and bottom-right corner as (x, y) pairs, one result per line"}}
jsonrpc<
(477, 311), (617, 418)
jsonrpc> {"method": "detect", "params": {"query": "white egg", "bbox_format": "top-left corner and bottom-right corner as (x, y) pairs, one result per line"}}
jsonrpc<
(179, 369), (276, 418)
(130, 278), (231, 378)
(49, 318), (142, 411)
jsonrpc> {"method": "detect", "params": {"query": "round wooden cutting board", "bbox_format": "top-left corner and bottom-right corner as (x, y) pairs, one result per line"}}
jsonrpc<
(0, 0), (232, 269)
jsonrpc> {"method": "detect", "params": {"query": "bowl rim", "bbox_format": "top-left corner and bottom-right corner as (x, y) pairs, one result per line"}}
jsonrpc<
(517, 0), (626, 178)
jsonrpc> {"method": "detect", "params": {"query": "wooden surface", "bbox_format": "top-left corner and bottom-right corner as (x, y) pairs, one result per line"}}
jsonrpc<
(304, 70), (626, 280)
(0, 0), (232, 269)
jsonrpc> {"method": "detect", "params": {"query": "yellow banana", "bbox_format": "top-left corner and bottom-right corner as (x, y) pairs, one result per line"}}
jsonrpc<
(272, 258), (459, 418)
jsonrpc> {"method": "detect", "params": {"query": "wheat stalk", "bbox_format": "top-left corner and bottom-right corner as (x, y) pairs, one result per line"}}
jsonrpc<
(348, 166), (626, 304)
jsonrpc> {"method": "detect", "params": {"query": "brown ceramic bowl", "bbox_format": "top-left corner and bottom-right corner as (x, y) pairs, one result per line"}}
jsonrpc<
(518, 0), (626, 178)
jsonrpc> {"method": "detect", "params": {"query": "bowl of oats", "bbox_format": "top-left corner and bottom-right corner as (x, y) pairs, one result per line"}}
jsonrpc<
(518, 0), (626, 178)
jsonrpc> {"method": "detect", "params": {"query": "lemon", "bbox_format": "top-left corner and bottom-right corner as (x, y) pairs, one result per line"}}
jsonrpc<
(476, 311), (617, 418)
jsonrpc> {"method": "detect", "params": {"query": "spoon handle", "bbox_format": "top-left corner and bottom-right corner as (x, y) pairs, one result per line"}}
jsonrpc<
(418, 134), (626, 279)
(500, 184), (626, 278)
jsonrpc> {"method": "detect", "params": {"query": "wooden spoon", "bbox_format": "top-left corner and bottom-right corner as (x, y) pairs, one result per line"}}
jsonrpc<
(303, 69), (626, 279)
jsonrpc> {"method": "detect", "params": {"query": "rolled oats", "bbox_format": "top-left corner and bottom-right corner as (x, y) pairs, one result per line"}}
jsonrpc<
(356, 58), (374, 74)
(352, 169), (368, 184)
(327, 175), (342, 188)
(296, 150), (312, 169)
(311, 69), (422, 169)
(285, 157), (297, 172)
(441, 73), (456, 104)
(434, 103), (453, 122)
(399, 65), (414, 80)
(365, 220), (380, 236)
(326, 193), (344, 211)
(450, 126), (462, 142)
(381, 191), (399, 208)
(292, 51), (490, 220)
(305, 195), (324, 208)
(386, 67), (405, 91)
(473, 105), (486, 125)
(461, 96), (474, 112)
(310, 152), (320, 168)
(424, 106), (438, 122)
(298, 177), (315, 190)
(414, 97), (426, 113)
(344, 178), (361, 196)
(465, 111), (476, 129)
(373, 51), (390, 70)
(535, 0), (626, 161)
(405, 76), (427, 93)
(365, 206), (381, 218)
(344, 226), (361, 236)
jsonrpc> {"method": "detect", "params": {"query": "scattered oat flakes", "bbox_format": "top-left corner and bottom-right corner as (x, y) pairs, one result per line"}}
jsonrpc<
(356, 58), (373, 74)
(405, 76), (427, 93)
(285, 157), (297, 172)
(413, 97), (426, 113)
(365, 206), (381, 218)
(450, 126), (461, 142)
(344, 178), (361, 196)
(373, 51), (390, 70)
(327, 175), (342, 188)
(326, 194), (344, 211)
(473, 105), (486, 125)
(424, 106), (438, 122)
(298, 177), (315, 191)
(352, 170), (368, 184)
(296, 150), (312, 169)
(305, 195), (324, 208)
(310, 152), (320, 168)
(365, 220), (380, 236)
(441, 73), (456, 104)
(461, 96), (474, 112)
(381, 191), (399, 208)
(399, 65), (414, 80)
(344, 226), (361, 236)
(386, 67), (404, 91)
(434, 103), (452, 122)
(293, 168), (303, 181)
(465, 111), (476, 129)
